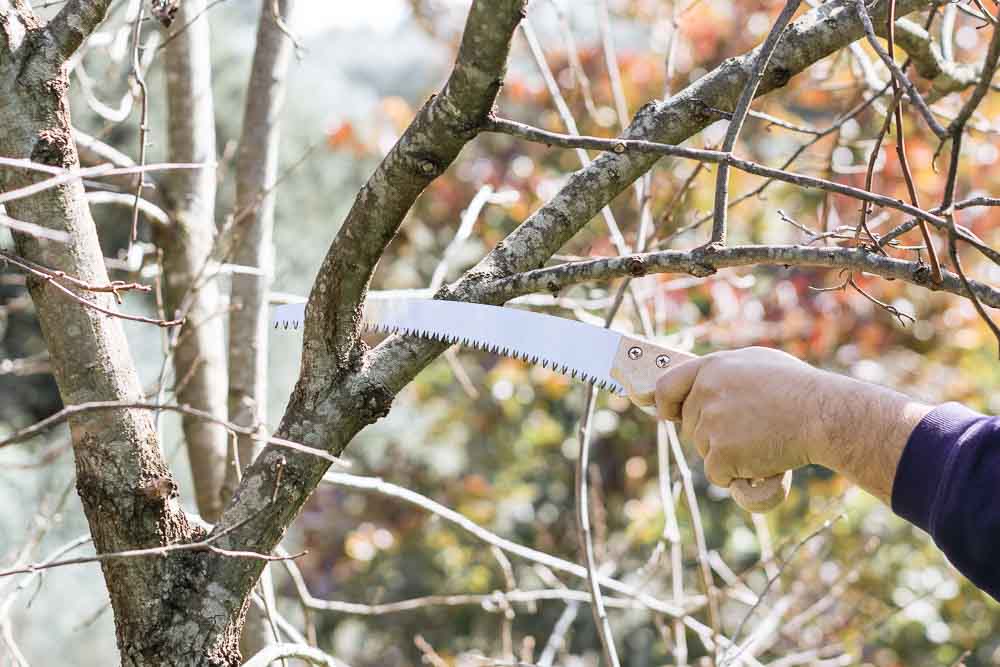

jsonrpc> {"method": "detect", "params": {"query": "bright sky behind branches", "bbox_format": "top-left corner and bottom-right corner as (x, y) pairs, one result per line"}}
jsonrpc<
(295, 0), (406, 35)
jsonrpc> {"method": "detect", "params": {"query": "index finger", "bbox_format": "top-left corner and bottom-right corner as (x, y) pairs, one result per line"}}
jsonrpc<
(653, 356), (706, 421)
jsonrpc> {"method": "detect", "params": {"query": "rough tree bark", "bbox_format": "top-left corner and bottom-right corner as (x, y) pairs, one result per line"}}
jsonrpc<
(0, 2), (200, 665)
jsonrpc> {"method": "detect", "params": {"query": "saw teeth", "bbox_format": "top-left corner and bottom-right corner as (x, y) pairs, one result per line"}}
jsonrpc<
(335, 314), (625, 394)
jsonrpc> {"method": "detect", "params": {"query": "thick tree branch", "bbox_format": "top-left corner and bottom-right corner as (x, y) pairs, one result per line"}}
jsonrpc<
(46, 0), (113, 61)
(0, 19), (196, 663)
(301, 0), (528, 375)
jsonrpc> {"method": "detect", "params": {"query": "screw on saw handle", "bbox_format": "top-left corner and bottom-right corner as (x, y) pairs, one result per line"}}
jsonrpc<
(611, 336), (791, 514)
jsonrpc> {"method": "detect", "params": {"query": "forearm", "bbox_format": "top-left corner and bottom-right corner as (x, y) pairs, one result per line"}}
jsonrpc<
(654, 347), (999, 601)
(809, 373), (934, 504)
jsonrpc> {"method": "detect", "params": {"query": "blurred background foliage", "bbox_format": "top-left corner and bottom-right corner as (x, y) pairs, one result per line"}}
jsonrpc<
(1, 0), (998, 665)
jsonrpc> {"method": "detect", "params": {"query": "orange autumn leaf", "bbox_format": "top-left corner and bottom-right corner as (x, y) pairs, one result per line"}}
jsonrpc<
(327, 119), (356, 149)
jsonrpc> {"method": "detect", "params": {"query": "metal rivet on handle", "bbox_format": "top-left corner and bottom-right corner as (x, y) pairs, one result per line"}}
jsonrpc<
(627, 346), (643, 360)
(656, 354), (670, 368)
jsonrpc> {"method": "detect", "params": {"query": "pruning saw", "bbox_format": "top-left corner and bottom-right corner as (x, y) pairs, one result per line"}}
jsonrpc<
(272, 298), (791, 513)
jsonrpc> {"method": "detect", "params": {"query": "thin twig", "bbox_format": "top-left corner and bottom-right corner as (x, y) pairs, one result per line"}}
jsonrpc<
(128, 1), (151, 248)
(0, 249), (180, 327)
(854, 0), (948, 138)
(0, 213), (72, 242)
(0, 513), (306, 580)
(947, 216), (1000, 356)
(0, 400), (348, 467)
(576, 387), (621, 667)
(709, 0), (802, 246)
(483, 117), (953, 234)
(884, 0), (943, 280)
(0, 158), (206, 206)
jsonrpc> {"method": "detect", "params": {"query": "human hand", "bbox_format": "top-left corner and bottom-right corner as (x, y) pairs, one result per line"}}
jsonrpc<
(654, 346), (828, 490)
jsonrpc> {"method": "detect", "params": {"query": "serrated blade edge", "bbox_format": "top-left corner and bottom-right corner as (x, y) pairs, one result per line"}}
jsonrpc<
(271, 299), (625, 394)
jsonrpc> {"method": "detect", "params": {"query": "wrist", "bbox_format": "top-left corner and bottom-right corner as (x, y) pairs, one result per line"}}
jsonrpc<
(806, 372), (898, 470)
(802, 368), (851, 469)
(807, 372), (934, 502)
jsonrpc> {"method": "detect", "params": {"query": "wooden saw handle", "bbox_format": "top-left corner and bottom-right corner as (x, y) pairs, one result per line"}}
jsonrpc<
(610, 335), (791, 513)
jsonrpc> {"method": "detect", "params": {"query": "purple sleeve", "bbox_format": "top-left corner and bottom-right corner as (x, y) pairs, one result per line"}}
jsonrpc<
(891, 402), (1000, 602)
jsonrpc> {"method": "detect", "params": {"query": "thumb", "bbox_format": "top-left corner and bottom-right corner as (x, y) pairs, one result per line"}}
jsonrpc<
(652, 357), (705, 421)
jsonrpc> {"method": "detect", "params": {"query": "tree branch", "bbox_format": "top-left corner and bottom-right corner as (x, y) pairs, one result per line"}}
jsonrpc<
(0, 513), (304, 580)
(46, 0), (113, 61)
(854, 0), (948, 138)
(887, 18), (982, 95)
(476, 245), (1000, 309)
(481, 117), (952, 236)
(300, 0), (528, 375)
(710, 0), (802, 246)
(241, 643), (348, 667)
(224, 0), (297, 498)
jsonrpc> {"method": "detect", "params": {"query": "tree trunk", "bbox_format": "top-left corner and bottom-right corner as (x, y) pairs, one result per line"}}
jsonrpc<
(156, 0), (230, 522)
(226, 0), (297, 656)
(1, 6), (209, 664)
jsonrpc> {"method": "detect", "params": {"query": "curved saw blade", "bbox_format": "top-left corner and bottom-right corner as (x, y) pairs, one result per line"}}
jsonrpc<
(271, 299), (626, 394)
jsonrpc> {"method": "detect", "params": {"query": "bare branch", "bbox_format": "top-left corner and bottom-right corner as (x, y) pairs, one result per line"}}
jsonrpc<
(0, 212), (72, 241)
(225, 0), (298, 501)
(0, 249), (183, 326)
(0, 158), (205, 206)
(482, 117), (952, 234)
(888, 18), (981, 94)
(854, 0), (948, 138)
(46, 0), (113, 61)
(479, 244), (1000, 309)
(576, 389), (621, 667)
(85, 191), (169, 226)
(301, 0), (528, 373)
(0, 513), (306, 580)
(128, 3), (151, 247)
(72, 128), (135, 168)
(710, 0), (802, 246)
(156, 0), (229, 522)
(319, 472), (688, 617)
(0, 400), (348, 467)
